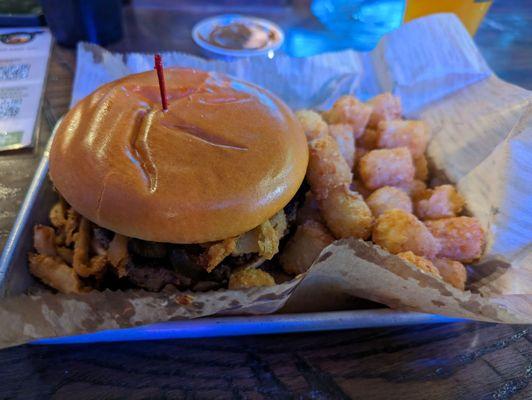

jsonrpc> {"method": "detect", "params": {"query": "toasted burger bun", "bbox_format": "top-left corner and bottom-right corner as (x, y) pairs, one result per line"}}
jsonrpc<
(50, 68), (308, 243)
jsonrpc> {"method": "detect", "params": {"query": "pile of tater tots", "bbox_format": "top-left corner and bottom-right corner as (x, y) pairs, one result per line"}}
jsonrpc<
(279, 93), (485, 291)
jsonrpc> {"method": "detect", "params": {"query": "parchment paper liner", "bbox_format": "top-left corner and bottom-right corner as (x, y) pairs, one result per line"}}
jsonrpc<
(0, 278), (302, 348)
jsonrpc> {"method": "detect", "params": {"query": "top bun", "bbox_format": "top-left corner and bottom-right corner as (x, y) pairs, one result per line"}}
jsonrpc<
(50, 68), (308, 243)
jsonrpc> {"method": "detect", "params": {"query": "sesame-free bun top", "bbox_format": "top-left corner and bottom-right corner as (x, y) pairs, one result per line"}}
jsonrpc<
(50, 68), (308, 243)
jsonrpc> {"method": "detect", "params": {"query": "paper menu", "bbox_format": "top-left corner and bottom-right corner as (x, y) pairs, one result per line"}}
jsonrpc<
(0, 27), (52, 151)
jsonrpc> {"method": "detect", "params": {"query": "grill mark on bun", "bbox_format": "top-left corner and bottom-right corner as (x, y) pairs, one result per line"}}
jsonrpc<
(128, 108), (159, 193)
(95, 172), (113, 222)
(130, 84), (199, 104)
(160, 117), (248, 152)
(197, 95), (249, 105)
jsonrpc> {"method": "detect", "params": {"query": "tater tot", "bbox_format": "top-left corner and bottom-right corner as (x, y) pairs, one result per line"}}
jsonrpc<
(307, 134), (353, 200)
(280, 220), (334, 275)
(426, 217), (485, 263)
(322, 95), (372, 138)
(228, 267), (275, 290)
(366, 186), (413, 217)
(296, 191), (323, 225)
(372, 209), (440, 258)
(433, 258), (467, 290)
(296, 109), (328, 141)
(357, 128), (379, 150)
(377, 120), (430, 158)
(367, 93), (402, 128)
(359, 147), (415, 190)
(328, 123), (355, 170)
(397, 251), (441, 278)
(354, 146), (369, 171)
(414, 155), (429, 181)
(414, 185), (465, 220)
(394, 179), (427, 199)
(351, 179), (372, 199)
(318, 184), (374, 239)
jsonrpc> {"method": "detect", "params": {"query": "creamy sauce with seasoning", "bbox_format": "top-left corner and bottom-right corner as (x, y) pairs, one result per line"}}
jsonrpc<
(204, 22), (279, 50)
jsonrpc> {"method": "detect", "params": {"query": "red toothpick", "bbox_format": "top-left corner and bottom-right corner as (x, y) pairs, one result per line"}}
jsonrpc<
(154, 54), (168, 111)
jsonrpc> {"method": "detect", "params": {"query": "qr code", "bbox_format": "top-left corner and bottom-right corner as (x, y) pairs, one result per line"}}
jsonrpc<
(0, 98), (22, 119)
(0, 64), (30, 81)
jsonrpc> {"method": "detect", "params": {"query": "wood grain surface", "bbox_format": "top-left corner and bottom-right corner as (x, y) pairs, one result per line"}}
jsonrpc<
(0, 323), (530, 399)
(0, 1), (530, 399)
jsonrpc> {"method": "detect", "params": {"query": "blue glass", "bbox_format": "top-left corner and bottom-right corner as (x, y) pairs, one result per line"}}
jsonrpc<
(285, 0), (406, 55)
(40, 0), (123, 47)
(284, 27), (353, 57)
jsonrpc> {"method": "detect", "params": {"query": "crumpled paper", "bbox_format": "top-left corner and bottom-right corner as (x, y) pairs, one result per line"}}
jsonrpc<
(0, 13), (530, 348)
(0, 278), (301, 348)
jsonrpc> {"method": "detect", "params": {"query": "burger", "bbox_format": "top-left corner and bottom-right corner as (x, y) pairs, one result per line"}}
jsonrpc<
(29, 68), (308, 293)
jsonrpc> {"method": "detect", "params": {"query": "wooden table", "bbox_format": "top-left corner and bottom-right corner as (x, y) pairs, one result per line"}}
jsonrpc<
(0, 1), (531, 399)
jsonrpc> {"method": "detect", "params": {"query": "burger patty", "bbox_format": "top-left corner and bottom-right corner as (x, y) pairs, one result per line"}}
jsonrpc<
(115, 191), (301, 292)
(121, 198), (299, 292)
(123, 243), (257, 292)
(30, 191), (302, 293)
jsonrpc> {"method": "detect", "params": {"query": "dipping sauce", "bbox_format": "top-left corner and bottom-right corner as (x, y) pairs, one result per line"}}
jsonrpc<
(192, 15), (284, 58)
(206, 21), (280, 51)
